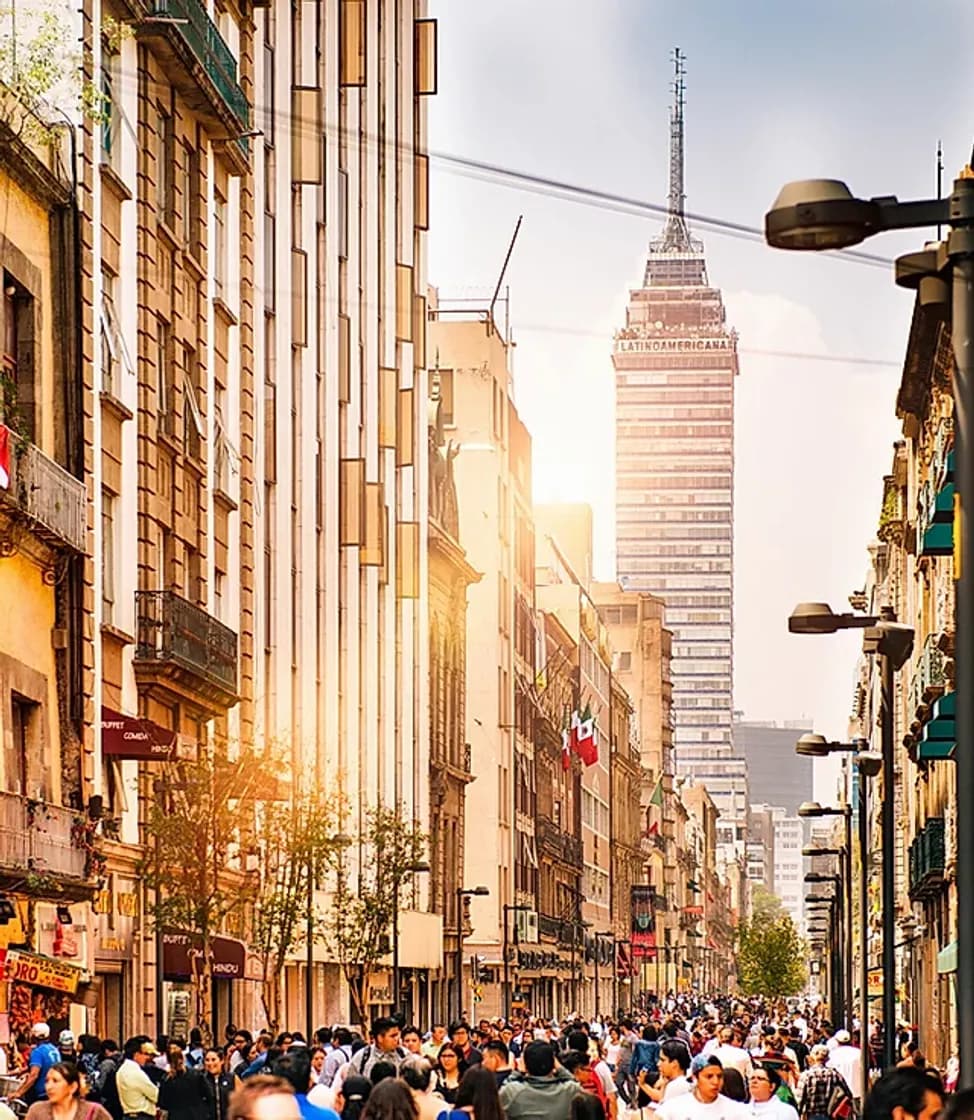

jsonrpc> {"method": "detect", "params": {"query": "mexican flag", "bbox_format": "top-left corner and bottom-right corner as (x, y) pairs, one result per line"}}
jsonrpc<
(575, 702), (598, 766)
(561, 706), (574, 771)
(0, 424), (9, 491)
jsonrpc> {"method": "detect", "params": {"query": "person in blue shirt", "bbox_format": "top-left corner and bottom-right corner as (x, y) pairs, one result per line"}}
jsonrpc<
(12, 1023), (61, 1103)
(271, 1046), (340, 1120)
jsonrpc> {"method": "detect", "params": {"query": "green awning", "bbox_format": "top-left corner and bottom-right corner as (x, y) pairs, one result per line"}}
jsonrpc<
(922, 521), (954, 556)
(938, 941), (957, 975)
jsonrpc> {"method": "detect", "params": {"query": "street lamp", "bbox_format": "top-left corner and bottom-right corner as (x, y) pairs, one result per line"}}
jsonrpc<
(592, 930), (612, 1020)
(456, 886), (489, 1022)
(790, 602), (913, 1066)
(392, 861), (430, 1015)
(799, 802), (853, 1029)
(502, 904), (530, 1019)
(768, 174), (974, 1068)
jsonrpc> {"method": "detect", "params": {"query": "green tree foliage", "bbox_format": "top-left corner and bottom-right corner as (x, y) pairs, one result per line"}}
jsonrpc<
(751, 883), (786, 925)
(251, 786), (345, 1032)
(140, 749), (265, 1044)
(325, 802), (427, 1024)
(737, 912), (808, 998)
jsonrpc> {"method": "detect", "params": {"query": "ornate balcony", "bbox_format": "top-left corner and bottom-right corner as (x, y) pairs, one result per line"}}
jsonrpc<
(1, 431), (86, 553)
(0, 793), (92, 897)
(134, 590), (238, 714)
(910, 633), (946, 722)
(138, 0), (251, 157)
(909, 817), (946, 901)
(536, 815), (583, 868)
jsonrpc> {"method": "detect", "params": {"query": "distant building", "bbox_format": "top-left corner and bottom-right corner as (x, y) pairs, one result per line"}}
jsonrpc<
(773, 811), (805, 930)
(734, 715), (814, 816)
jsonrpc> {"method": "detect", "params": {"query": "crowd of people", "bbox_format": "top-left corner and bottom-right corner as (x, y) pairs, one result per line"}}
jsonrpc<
(0, 998), (965, 1120)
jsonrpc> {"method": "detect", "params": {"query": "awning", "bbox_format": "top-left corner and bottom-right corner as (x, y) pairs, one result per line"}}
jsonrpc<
(101, 709), (195, 760)
(937, 940), (957, 975)
(162, 931), (248, 981)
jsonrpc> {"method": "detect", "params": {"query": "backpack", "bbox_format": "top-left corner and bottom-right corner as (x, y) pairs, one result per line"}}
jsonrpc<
(90, 1056), (123, 1120)
(577, 1067), (608, 1112)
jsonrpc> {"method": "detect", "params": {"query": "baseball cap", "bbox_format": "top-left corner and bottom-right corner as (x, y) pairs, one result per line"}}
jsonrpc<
(139, 1042), (160, 1057)
(31, 1023), (50, 1039)
(835, 1030), (851, 1044)
(59, 1030), (75, 1046)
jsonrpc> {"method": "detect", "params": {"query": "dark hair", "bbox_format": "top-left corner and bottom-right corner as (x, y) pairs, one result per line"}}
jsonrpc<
(863, 1068), (944, 1120)
(722, 1069), (747, 1102)
(449, 1022), (471, 1036)
(399, 1058), (433, 1093)
(315, 1028), (332, 1047)
(523, 1041), (556, 1077)
(642, 1025), (660, 1041)
(437, 1044), (464, 1068)
(400, 1026), (421, 1041)
(567, 1031), (590, 1054)
(235, 1030), (254, 1046)
(205, 1049), (224, 1061)
(190, 1029), (203, 1047)
(945, 1088), (974, 1120)
(275, 1033), (294, 1048)
(78, 1035), (100, 1056)
(571, 1094), (607, 1120)
(123, 1036), (151, 1060)
(167, 1046), (186, 1076)
(455, 1066), (503, 1120)
(371, 1018), (398, 1039)
(360, 1079), (417, 1120)
(271, 1047), (313, 1095)
(99, 1040), (120, 1059)
(48, 1063), (81, 1096)
(340, 1076), (373, 1120)
(334, 1028), (354, 1047)
(660, 1040), (691, 1071)
(369, 1061), (397, 1086)
(561, 1052), (586, 1074)
(483, 1040), (509, 1062)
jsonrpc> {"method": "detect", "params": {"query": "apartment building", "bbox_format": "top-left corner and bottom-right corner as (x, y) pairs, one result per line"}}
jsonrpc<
(0, 98), (96, 1033)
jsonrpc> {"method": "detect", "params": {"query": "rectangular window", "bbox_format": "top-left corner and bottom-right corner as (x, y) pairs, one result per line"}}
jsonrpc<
(379, 366), (397, 447)
(339, 0), (366, 86)
(396, 522), (420, 599)
(157, 318), (173, 428)
(339, 459), (365, 545)
(338, 314), (350, 401)
(396, 387), (414, 467)
(183, 345), (204, 460)
(291, 248), (307, 347)
(156, 107), (174, 223)
(7, 695), (32, 796)
(101, 491), (116, 623)
(414, 153), (429, 231)
(214, 195), (227, 301)
(264, 211), (276, 313)
(337, 169), (349, 260)
(361, 483), (385, 567)
(414, 19), (437, 95)
(291, 87), (322, 184)
(396, 264), (413, 341)
(101, 49), (119, 162)
(182, 144), (200, 253)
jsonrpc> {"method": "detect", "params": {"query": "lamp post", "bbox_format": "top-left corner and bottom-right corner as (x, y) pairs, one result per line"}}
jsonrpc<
(456, 886), (489, 1022)
(806, 893), (839, 1018)
(799, 801), (853, 1029)
(767, 177), (970, 1067)
(502, 903), (530, 1020)
(592, 930), (612, 1020)
(789, 603), (912, 1067)
(392, 861), (430, 1016)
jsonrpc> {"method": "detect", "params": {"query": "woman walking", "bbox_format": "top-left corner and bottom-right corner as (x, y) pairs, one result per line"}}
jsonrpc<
(158, 1046), (208, 1120)
(26, 1062), (113, 1120)
(201, 1050), (233, 1120)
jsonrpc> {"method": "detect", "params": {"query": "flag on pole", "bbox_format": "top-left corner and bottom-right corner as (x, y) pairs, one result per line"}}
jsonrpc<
(575, 702), (598, 766)
(649, 778), (664, 808)
(0, 424), (9, 491)
(561, 706), (573, 771)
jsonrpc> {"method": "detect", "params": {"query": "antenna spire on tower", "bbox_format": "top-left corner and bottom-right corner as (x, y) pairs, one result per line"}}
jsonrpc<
(661, 46), (692, 251)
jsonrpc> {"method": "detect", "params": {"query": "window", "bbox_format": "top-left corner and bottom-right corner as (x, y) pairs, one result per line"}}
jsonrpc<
(7, 695), (32, 796)
(339, 0), (365, 86)
(337, 169), (349, 260)
(1, 275), (34, 438)
(396, 264), (413, 341)
(156, 107), (174, 223)
(182, 144), (200, 253)
(156, 318), (173, 426)
(100, 273), (133, 394)
(186, 544), (202, 604)
(436, 368), (454, 425)
(183, 346), (204, 459)
(101, 48), (119, 163)
(214, 195), (227, 300)
(616, 651), (632, 671)
(101, 491), (116, 622)
(414, 19), (437, 94)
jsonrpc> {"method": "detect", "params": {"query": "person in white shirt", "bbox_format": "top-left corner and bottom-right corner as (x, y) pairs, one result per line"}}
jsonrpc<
(827, 1032), (863, 1104)
(637, 1040), (693, 1109)
(655, 1059), (749, 1120)
(711, 1031), (753, 1077)
(747, 1068), (798, 1120)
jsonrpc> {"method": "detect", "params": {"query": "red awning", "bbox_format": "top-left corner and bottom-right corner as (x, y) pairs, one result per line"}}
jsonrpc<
(101, 708), (177, 760)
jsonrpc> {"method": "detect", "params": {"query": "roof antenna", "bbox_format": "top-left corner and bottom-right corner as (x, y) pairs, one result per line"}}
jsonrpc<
(661, 46), (691, 252)
(937, 139), (944, 240)
(489, 215), (522, 339)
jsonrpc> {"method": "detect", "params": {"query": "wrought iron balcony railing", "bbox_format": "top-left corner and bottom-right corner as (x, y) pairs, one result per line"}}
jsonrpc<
(0, 793), (88, 883)
(134, 590), (238, 705)
(908, 817), (946, 901)
(910, 633), (946, 721)
(1, 431), (86, 552)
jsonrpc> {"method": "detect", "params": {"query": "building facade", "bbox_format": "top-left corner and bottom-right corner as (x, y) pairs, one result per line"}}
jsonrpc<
(612, 62), (743, 860)
(735, 716), (814, 816)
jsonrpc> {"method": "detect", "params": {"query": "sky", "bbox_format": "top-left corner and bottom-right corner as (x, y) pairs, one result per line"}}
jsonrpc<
(426, 0), (974, 749)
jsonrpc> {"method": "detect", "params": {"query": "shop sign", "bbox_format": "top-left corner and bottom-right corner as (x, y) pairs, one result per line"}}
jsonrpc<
(101, 709), (189, 760)
(162, 932), (246, 980)
(630, 885), (657, 960)
(615, 337), (734, 354)
(4, 950), (82, 994)
(93, 878), (136, 961)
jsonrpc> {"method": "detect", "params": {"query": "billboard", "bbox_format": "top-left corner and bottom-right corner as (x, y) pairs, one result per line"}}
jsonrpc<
(630, 885), (657, 960)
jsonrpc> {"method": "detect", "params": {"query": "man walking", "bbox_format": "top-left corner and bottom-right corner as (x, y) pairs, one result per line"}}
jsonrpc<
(115, 1038), (161, 1120)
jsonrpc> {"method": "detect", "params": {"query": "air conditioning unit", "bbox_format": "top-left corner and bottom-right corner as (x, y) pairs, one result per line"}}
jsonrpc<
(514, 909), (539, 944)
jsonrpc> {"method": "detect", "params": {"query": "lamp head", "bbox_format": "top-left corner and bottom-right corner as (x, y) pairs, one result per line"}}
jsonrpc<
(789, 603), (840, 634)
(765, 180), (880, 251)
(855, 750), (883, 778)
(803, 846), (841, 857)
(796, 733), (830, 757)
(798, 801), (824, 818)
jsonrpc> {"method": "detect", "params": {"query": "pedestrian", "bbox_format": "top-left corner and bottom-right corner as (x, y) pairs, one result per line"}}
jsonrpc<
(344, 1022), (407, 1083)
(398, 1059), (441, 1120)
(228, 1034), (253, 1077)
(271, 1047), (340, 1120)
(447, 1026), (481, 1069)
(826, 1033), (862, 1110)
(24, 1062), (113, 1120)
(87, 1040), (123, 1120)
(202, 1049), (234, 1120)
(437, 1067), (502, 1120)
(654, 1057), (748, 1120)
(337, 1078), (372, 1120)
(433, 1047), (464, 1105)
(227, 1075), (301, 1120)
(12, 1024), (62, 1104)
(360, 1081), (416, 1120)
(400, 1033), (423, 1060)
(115, 1038), (161, 1120)
(572, 1096), (606, 1120)
(861, 1067), (944, 1120)
(77, 1037), (102, 1082)
(795, 1045), (850, 1120)
(748, 1067), (797, 1120)
(499, 1041), (580, 1120)
(158, 1045), (209, 1120)
(187, 1032), (206, 1071)
(321, 1032), (354, 1089)
(57, 1034), (77, 1065)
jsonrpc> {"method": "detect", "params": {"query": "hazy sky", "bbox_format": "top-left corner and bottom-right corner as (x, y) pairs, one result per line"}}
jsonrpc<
(427, 0), (974, 745)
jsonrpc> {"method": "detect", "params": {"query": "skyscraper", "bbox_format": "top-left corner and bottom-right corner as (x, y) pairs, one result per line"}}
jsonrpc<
(613, 51), (745, 856)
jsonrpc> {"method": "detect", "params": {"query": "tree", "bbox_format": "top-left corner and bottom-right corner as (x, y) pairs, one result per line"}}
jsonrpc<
(251, 787), (344, 1032)
(139, 748), (266, 1044)
(324, 802), (427, 1024)
(751, 883), (786, 925)
(737, 913), (808, 998)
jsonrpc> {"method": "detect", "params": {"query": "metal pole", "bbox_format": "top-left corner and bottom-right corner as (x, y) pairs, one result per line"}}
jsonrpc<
(880, 651), (896, 1069)
(306, 857), (314, 1039)
(859, 770), (870, 1064)
(456, 889), (464, 1023)
(951, 202), (974, 1083)
(392, 874), (400, 1015)
(594, 936), (600, 1019)
(845, 811), (853, 1031)
(502, 905), (510, 1021)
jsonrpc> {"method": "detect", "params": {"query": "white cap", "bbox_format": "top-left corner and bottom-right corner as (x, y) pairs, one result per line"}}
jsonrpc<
(31, 1023), (51, 1039)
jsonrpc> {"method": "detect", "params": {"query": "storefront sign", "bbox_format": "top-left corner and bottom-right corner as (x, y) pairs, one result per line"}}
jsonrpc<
(615, 337), (734, 354)
(162, 932), (246, 980)
(101, 709), (178, 760)
(4, 950), (82, 994)
(630, 885), (657, 960)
